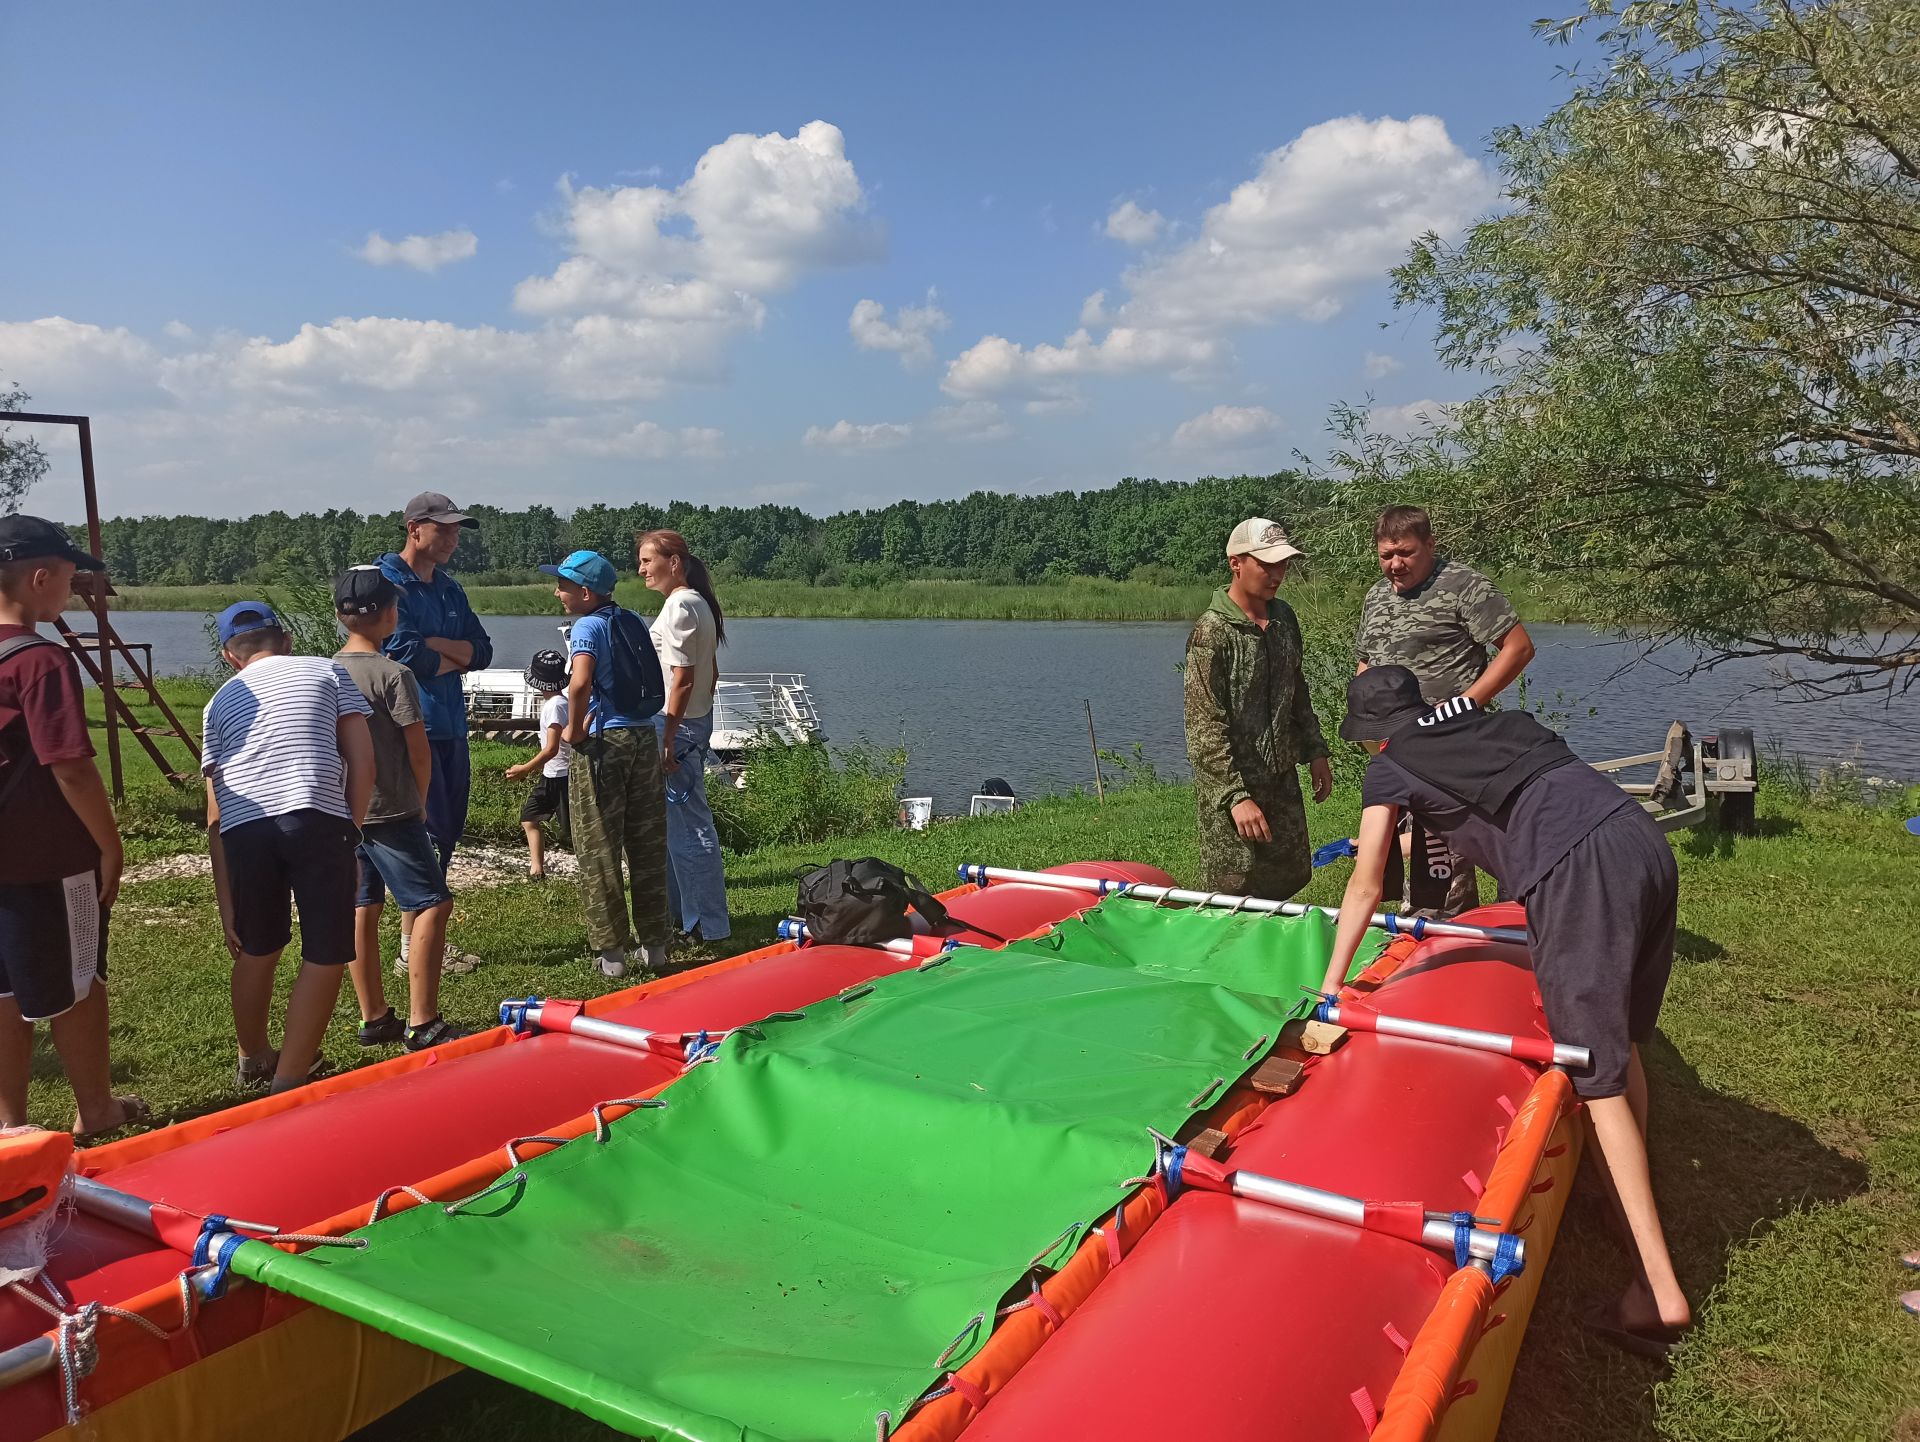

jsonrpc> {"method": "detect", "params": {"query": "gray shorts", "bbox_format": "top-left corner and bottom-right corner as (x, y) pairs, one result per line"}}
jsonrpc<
(1523, 806), (1678, 1099)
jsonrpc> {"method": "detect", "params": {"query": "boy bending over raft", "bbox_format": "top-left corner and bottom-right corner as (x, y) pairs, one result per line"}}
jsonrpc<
(204, 602), (374, 1093)
(1317, 666), (1691, 1356)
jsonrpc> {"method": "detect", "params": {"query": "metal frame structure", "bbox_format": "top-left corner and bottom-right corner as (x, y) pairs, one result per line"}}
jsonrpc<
(6, 412), (200, 797)
(1589, 721), (1758, 833)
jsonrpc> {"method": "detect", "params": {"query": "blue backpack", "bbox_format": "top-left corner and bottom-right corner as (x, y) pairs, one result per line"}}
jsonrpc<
(590, 606), (665, 730)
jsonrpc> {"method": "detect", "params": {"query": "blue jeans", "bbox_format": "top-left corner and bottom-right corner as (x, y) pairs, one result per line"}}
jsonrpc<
(356, 818), (454, 912)
(423, 735), (471, 880)
(654, 712), (731, 940)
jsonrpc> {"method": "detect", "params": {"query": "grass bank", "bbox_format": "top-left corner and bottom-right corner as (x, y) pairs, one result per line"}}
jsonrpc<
(75, 571), (1590, 624)
(18, 758), (1919, 1440)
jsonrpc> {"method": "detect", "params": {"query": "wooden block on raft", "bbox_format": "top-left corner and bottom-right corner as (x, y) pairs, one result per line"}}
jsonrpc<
(1278, 1019), (1349, 1056)
(1248, 1055), (1306, 1096)
(1186, 1128), (1232, 1160)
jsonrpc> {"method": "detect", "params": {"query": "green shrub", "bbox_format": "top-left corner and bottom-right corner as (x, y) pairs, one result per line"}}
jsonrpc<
(708, 737), (906, 850)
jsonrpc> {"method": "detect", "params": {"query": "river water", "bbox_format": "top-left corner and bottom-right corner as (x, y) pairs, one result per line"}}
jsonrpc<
(93, 612), (1920, 812)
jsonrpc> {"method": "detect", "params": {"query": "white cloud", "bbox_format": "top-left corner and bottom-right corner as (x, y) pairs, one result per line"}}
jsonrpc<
(1367, 398), (1455, 437)
(802, 419), (912, 451)
(3, 121), (883, 507)
(1363, 351), (1403, 378)
(356, 229), (479, 272)
(945, 115), (1492, 403)
(943, 327), (1221, 402)
(521, 120), (873, 309)
(1104, 200), (1164, 246)
(1119, 116), (1493, 331)
(927, 400), (1011, 443)
(1172, 404), (1282, 450)
(848, 291), (949, 366)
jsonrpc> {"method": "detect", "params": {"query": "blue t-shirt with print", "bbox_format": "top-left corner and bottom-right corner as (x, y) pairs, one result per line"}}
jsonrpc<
(567, 606), (661, 731)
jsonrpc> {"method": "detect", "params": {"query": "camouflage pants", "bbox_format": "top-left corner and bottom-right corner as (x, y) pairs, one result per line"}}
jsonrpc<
(1196, 770), (1312, 901)
(569, 725), (671, 951)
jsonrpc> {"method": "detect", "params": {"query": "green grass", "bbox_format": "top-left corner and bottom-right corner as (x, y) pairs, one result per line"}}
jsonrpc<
(20, 776), (1918, 1440)
(75, 571), (1592, 624)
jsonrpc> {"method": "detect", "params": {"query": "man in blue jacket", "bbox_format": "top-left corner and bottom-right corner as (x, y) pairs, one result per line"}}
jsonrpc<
(379, 493), (493, 969)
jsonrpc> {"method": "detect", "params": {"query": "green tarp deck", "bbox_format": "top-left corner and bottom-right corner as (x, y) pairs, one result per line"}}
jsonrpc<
(237, 901), (1384, 1441)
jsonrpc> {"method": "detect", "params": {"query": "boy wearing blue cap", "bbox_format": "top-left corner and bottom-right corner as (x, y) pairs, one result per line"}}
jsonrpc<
(203, 602), (375, 1093)
(540, 551), (669, 977)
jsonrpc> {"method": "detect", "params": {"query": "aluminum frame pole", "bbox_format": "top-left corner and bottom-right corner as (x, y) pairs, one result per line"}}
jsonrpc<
(1315, 1003), (1590, 1069)
(1227, 1168), (1523, 1268)
(71, 1175), (278, 1240)
(956, 864), (1528, 947)
(775, 919), (946, 957)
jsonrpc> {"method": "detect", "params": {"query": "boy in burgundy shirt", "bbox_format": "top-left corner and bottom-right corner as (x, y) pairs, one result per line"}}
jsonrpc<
(0, 515), (145, 1141)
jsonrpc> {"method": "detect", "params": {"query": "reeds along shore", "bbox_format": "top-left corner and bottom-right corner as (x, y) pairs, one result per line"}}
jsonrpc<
(73, 573), (1587, 623)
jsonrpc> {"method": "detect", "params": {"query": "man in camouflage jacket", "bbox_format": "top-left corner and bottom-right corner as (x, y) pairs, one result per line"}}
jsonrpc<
(1185, 518), (1334, 900)
(1356, 504), (1535, 913)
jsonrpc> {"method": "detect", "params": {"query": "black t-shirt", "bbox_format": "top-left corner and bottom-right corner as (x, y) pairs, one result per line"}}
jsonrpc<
(1361, 748), (1636, 898)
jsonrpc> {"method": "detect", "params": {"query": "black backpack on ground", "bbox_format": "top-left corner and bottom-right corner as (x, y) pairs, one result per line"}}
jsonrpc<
(794, 858), (952, 945)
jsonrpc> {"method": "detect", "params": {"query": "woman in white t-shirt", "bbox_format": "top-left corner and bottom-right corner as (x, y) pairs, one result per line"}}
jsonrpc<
(638, 530), (731, 942)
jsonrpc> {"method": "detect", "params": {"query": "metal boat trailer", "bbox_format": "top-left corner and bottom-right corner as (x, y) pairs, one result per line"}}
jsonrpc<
(1592, 723), (1758, 833)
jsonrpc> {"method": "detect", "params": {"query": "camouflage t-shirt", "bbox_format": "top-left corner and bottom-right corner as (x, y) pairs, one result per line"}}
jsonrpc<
(1355, 558), (1520, 704)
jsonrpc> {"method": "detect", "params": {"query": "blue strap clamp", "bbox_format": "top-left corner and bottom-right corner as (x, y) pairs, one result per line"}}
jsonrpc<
(192, 1215), (246, 1298)
(1161, 1143), (1188, 1201)
(499, 996), (541, 1034)
(1451, 1209), (1524, 1283)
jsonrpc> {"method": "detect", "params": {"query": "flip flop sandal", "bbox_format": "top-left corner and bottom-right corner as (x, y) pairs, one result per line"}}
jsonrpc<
(73, 1094), (152, 1148)
(1582, 1308), (1689, 1360)
(1902, 1291), (1920, 1319)
(1901, 1252), (1920, 1271)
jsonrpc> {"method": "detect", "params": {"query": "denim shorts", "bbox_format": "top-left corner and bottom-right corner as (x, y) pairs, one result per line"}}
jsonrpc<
(356, 818), (455, 912)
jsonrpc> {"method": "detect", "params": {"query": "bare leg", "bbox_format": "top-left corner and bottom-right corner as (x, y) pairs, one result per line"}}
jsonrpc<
(46, 983), (119, 1132)
(273, 962), (344, 1090)
(524, 821), (546, 877)
(406, 900), (453, 1027)
(347, 903), (389, 1023)
(231, 949), (285, 1061)
(1623, 1042), (1651, 1136)
(1586, 1087), (1691, 1330)
(0, 997), (32, 1127)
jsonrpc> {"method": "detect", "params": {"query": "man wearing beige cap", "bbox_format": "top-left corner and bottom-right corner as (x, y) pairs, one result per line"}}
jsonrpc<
(1183, 518), (1333, 900)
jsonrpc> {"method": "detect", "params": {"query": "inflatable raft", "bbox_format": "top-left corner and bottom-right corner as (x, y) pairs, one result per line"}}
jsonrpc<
(0, 862), (1579, 1442)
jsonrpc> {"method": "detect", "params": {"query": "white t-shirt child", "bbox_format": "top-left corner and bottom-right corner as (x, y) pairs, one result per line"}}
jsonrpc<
(538, 692), (571, 777)
(650, 588), (718, 719)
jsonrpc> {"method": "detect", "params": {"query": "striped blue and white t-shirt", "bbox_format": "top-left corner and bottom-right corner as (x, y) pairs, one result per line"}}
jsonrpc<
(201, 655), (373, 831)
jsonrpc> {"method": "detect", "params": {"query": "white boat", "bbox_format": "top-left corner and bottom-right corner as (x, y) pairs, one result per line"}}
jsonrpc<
(463, 662), (824, 761)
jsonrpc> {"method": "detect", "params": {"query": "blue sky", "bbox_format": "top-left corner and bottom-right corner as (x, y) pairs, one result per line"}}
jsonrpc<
(3, 2), (1586, 520)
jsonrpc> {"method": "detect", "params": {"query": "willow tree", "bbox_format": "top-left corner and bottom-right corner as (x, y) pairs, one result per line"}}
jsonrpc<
(0, 385), (49, 516)
(1364, 0), (1920, 696)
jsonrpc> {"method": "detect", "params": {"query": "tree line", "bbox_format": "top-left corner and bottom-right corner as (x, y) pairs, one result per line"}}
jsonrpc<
(70, 472), (1375, 589)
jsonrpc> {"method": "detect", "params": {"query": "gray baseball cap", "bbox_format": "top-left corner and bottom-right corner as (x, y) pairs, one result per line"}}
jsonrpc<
(402, 491), (478, 528)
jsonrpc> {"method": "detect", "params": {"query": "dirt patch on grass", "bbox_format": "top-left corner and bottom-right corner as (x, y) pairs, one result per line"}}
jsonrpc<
(124, 841), (577, 890)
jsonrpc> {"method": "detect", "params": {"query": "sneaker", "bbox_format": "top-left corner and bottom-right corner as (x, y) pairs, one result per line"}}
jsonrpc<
(357, 1009), (405, 1047)
(393, 943), (482, 977)
(595, 947), (628, 978)
(235, 1051), (278, 1091)
(237, 1050), (333, 1091)
(403, 1016), (473, 1052)
(635, 942), (669, 973)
